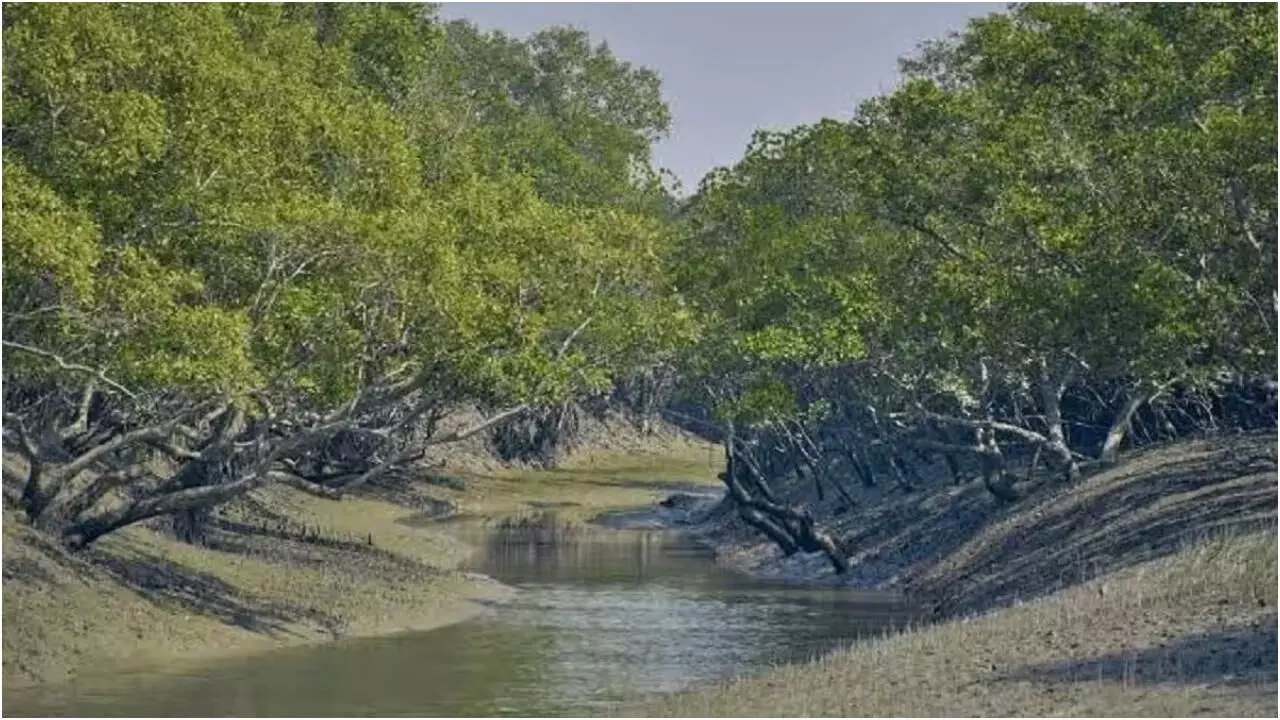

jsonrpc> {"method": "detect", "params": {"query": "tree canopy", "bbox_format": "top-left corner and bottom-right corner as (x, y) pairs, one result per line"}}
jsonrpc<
(679, 2), (1274, 427)
(672, 3), (1275, 567)
(2, 2), (690, 545)
(2, 3), (1274, 556)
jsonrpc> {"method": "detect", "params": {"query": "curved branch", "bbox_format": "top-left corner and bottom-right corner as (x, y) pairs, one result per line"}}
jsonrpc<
(59, 419), (182, 480)
(65, 471), (270, 549)
(2, 340), (136, 399)
(919, 411), (1050, 446)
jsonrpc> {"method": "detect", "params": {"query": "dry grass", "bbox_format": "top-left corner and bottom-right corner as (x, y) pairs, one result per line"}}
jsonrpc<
(635, 529), (1277, 717)
(1158, 527), (1278, 607)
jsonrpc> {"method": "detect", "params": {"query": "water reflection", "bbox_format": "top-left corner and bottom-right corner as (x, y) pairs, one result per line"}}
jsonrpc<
(5, 527), (917, 717)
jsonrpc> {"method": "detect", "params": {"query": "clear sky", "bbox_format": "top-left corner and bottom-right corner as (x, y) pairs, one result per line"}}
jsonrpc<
(437, 1), (1004, 192)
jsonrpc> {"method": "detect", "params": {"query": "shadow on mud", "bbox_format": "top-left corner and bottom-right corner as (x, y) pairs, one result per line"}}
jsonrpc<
(1000, 617), (1278, 687)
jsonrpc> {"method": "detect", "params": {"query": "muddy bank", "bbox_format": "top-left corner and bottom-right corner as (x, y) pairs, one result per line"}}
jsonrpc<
(685, 432), (1278, 609)
(2, 418), (721, 692)
(635, 530), (1277, 717)
(622, 434), (1277, 717)
(592, 487), (723, 530)
(1, 488), (515, 692)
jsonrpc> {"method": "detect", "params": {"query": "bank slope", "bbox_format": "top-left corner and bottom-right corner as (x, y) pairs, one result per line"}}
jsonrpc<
(637, 434), (1278, 717)
(2, 417), (719, 691)
(639, 530), (1276, 717)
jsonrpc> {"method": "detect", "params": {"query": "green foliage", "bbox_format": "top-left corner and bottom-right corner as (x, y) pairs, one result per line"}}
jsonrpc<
(678, 3), (1276, 429)
(4, 3), (682, 415)
(5, 1), (1272, 453)
(3, 161), (101, 304)
(435, 20), (673, 209)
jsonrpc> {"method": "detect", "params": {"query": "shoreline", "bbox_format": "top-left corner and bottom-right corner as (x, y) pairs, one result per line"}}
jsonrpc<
(4, 575), (517, 698)
(1, 501), (519, 694)
(680, 432), (1277, 608)
(2, 421), (724, 693)
(625, 432), (1278, 717)
(6, 430), (1274, 717)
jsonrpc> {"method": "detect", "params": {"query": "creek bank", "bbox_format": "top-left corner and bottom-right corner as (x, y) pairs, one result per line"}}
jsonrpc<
(1, 484), (517, 692)
(2, 414), (721, 691)
(635, 529), (1278, 717)
(624, 432), (1278, 717)
(683, 431), (1278, 608)
(592, 488), (723, 530)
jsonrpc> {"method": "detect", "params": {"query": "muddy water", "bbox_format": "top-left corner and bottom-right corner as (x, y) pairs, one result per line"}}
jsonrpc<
(7, 524), (917, 717)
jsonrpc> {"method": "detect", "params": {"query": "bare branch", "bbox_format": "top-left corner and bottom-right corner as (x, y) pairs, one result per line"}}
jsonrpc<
(334, 445), (425, 493)
(67, 470), (272, 548)
(556, 315), (595, 360)
(271, 471), (345, 499)
(334, 404), (529, 494)
(898, 217), (965, 260)
(59, 418), (184, 480)
(58, 381), (98, 441)
(320, 372), (425, 427)
(2, 340), (137, 399)
(2, 413), (41, 461)
(424, 404), (529, 447)
(46, 464), (151, 525)
(909, 438), (993, 456)
(917, 411), (1051, 447)
(3, 305), (68, 322)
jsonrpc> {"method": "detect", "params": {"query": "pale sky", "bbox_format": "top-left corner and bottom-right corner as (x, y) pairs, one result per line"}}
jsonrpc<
(438, 1), (1004, 192)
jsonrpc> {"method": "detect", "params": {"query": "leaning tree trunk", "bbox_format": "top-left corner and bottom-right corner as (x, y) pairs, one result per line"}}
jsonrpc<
(720, 441), (799, 555)
(978, 426), (1020, 502)
(720, 426), (850, 575)
(64, 468), (271, 549)
(1099, 385), (1155, 464)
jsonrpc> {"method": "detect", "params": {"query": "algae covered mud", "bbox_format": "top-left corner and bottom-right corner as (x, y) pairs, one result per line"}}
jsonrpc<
(5, 522), (917, 717)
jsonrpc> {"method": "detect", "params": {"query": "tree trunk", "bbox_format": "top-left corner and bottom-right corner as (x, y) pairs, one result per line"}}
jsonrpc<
(1099, 387), (1151, 464)
(978, 427), (1020, 502)
(42, 465), (148, 529)
(64, 470), (269, 549)
(20, 465), (51, 524)
(890, 454), (923, 491)
(943, 452), (964, 485)
(926, 422), (967, 484)
(721, 429), (850, 574)
(1038, 376), (1079, 483)
(739, 507), (800, 555)
(846, 447), (876, 487)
